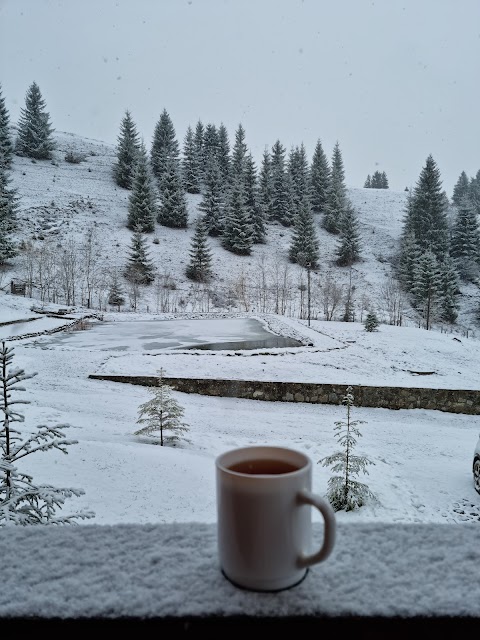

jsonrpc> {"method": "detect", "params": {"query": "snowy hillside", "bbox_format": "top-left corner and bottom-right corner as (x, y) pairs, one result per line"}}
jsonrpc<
(2, 130), (479, 334)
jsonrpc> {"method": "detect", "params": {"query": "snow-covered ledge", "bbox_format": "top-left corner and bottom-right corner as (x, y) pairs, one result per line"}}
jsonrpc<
(1, 522), (479, 633)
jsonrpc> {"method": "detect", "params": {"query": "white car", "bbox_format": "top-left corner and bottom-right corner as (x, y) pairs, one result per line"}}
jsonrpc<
(474, 434), (480, 495)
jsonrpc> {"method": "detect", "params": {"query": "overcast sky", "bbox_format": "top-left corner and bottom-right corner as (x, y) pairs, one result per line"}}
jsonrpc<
(1, 0), (479, 195)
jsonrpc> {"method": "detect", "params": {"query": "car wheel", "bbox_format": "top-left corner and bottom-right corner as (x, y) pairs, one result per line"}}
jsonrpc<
(474, 459), (480, 495)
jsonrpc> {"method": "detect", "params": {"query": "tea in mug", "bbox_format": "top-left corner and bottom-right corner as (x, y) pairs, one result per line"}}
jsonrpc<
(227, 458), (301, 475)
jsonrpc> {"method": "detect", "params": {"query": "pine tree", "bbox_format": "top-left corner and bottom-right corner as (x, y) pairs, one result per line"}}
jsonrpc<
(181, 125), (201, 194)
(157, 157), (188, 228)
(198, 157), (224, 236)
(269, 140), (291, 226)
(112, 110), (141, 189)
(452, 171), (470, 207)
(216, 123), (231, 186)
(127, 143), (157, 232)
(0, 164), (19, 234)
(289, 197), (319, 268)
(0, 219), (16, 265)
(134, 368), (189, 446)
(124, 228), (156, 285)
(469, 170), (480, 216)
(186, 216), (213, 282)
(230, 123), (248, 187)
(0, 341), (95, 526)
(310, 139), (331, 212)
(0, 84), (13, 169)
(244, 153), (266, 244)
(364, 311), (379, 332)
(288, 143), (310, 211)
(370, 170), (388, 189)
(108, 271), (126, 311)
(319, 385), (376, 512)
(15, 82), (55, 160)
(222, 182), (253, 255)
(400, 154), (449, 261)
(411, 249), (442, 330)
(364, 174), (372, 188)
(323, 141), (347, 234)
(150, 108), (179, 186)
(336, 201), (361, 266)
(193, 119), (204, 185)
(202, 123), (219, 175)
(258, 148), (273, 225)
(450, 197), (480, 280)
(438, 256), (460, 324)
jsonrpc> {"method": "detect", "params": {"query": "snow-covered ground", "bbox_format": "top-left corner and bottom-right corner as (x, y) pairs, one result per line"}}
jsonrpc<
(1, 291), (479, 528)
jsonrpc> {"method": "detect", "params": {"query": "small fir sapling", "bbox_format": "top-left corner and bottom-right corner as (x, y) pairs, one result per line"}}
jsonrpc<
(319, 385), (377, 511)
(0, 341), (95, 526)
(134, 368), (190, 446)
(364, 310), (380, 332)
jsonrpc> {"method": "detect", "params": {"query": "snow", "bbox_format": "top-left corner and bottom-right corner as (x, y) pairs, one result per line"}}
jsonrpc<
(1, 132), (480, 624)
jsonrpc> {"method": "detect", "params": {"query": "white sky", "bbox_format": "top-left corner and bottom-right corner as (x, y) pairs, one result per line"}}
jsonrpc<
(1, 0), (479, 195)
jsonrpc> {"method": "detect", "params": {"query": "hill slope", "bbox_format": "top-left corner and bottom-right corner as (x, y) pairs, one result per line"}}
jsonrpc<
(2, 130), (478, 334)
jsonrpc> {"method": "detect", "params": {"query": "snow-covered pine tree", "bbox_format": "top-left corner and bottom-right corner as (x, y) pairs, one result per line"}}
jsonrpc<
(244, 153), (266, 244)
(112, 110), (141, 189)
(186, 216), (213, 282)
(310, 139), (331, 212)
(181, 125), (201, 194)
(323, 141), (347, 234)
(289, 197), (319, 268)
(438, 256), (460, 324)
(222, 181), (253, 255)
(0, 84), (13, 169)
(0, 341), (95, 526)
(336, 201), (361, 266)
(157, 157), (189, 228)
(15, 82), (55, 160)
(469, 170), (480, 216)
(124, 227), (156, 285)
(198, 156), (224, 236)
(127, 143), (157, 232)
(0, 219), (16, 265)
(450, 196), (480, 281)
(193, 119), (205, 184)
(364, 175), (372, 188)
(0, 163), (19, 234)
(411, 249), (442, 330)
(150, 108), (179, 186)
(319, 385), (376, 512)
(364, 311), (379, 332)
(400, 154), (449, 261)
(108, 270), (126, 311)
(381, 171), (389, 189)
(258, 148), (273, 224)
(202, 123), (220, 176)
(134, 368), (189, 446)
(230, 123), (248, 188)
(216, 123), (231, 186)
(288, 143), (310, 212)
(269, 140), (291, 226)
(452, 171), (470, 207)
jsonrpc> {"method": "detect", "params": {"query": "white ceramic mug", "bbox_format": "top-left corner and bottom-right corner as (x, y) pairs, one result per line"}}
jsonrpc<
(215, 445), (336, 592)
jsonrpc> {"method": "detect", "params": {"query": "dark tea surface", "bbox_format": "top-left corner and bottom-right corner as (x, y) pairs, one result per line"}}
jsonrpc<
(228, 458), (300, 475)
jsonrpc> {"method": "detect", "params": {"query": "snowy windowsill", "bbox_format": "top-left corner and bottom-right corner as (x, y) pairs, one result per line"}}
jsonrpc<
(1, 521), (479, 631)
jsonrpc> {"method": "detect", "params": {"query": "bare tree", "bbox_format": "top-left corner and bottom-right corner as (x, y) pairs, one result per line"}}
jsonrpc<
(319, 272), (343, 320)
(380, 276), (406, 326)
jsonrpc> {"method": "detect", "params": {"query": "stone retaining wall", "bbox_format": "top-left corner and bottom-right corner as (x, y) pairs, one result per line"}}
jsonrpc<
(88, 374), (480, 415)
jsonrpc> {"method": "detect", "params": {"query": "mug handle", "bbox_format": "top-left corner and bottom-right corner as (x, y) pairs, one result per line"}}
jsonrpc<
(296, 488), (336, 568)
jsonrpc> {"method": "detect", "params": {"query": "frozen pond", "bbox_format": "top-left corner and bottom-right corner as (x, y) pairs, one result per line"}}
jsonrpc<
(44, 317), (303, 353)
